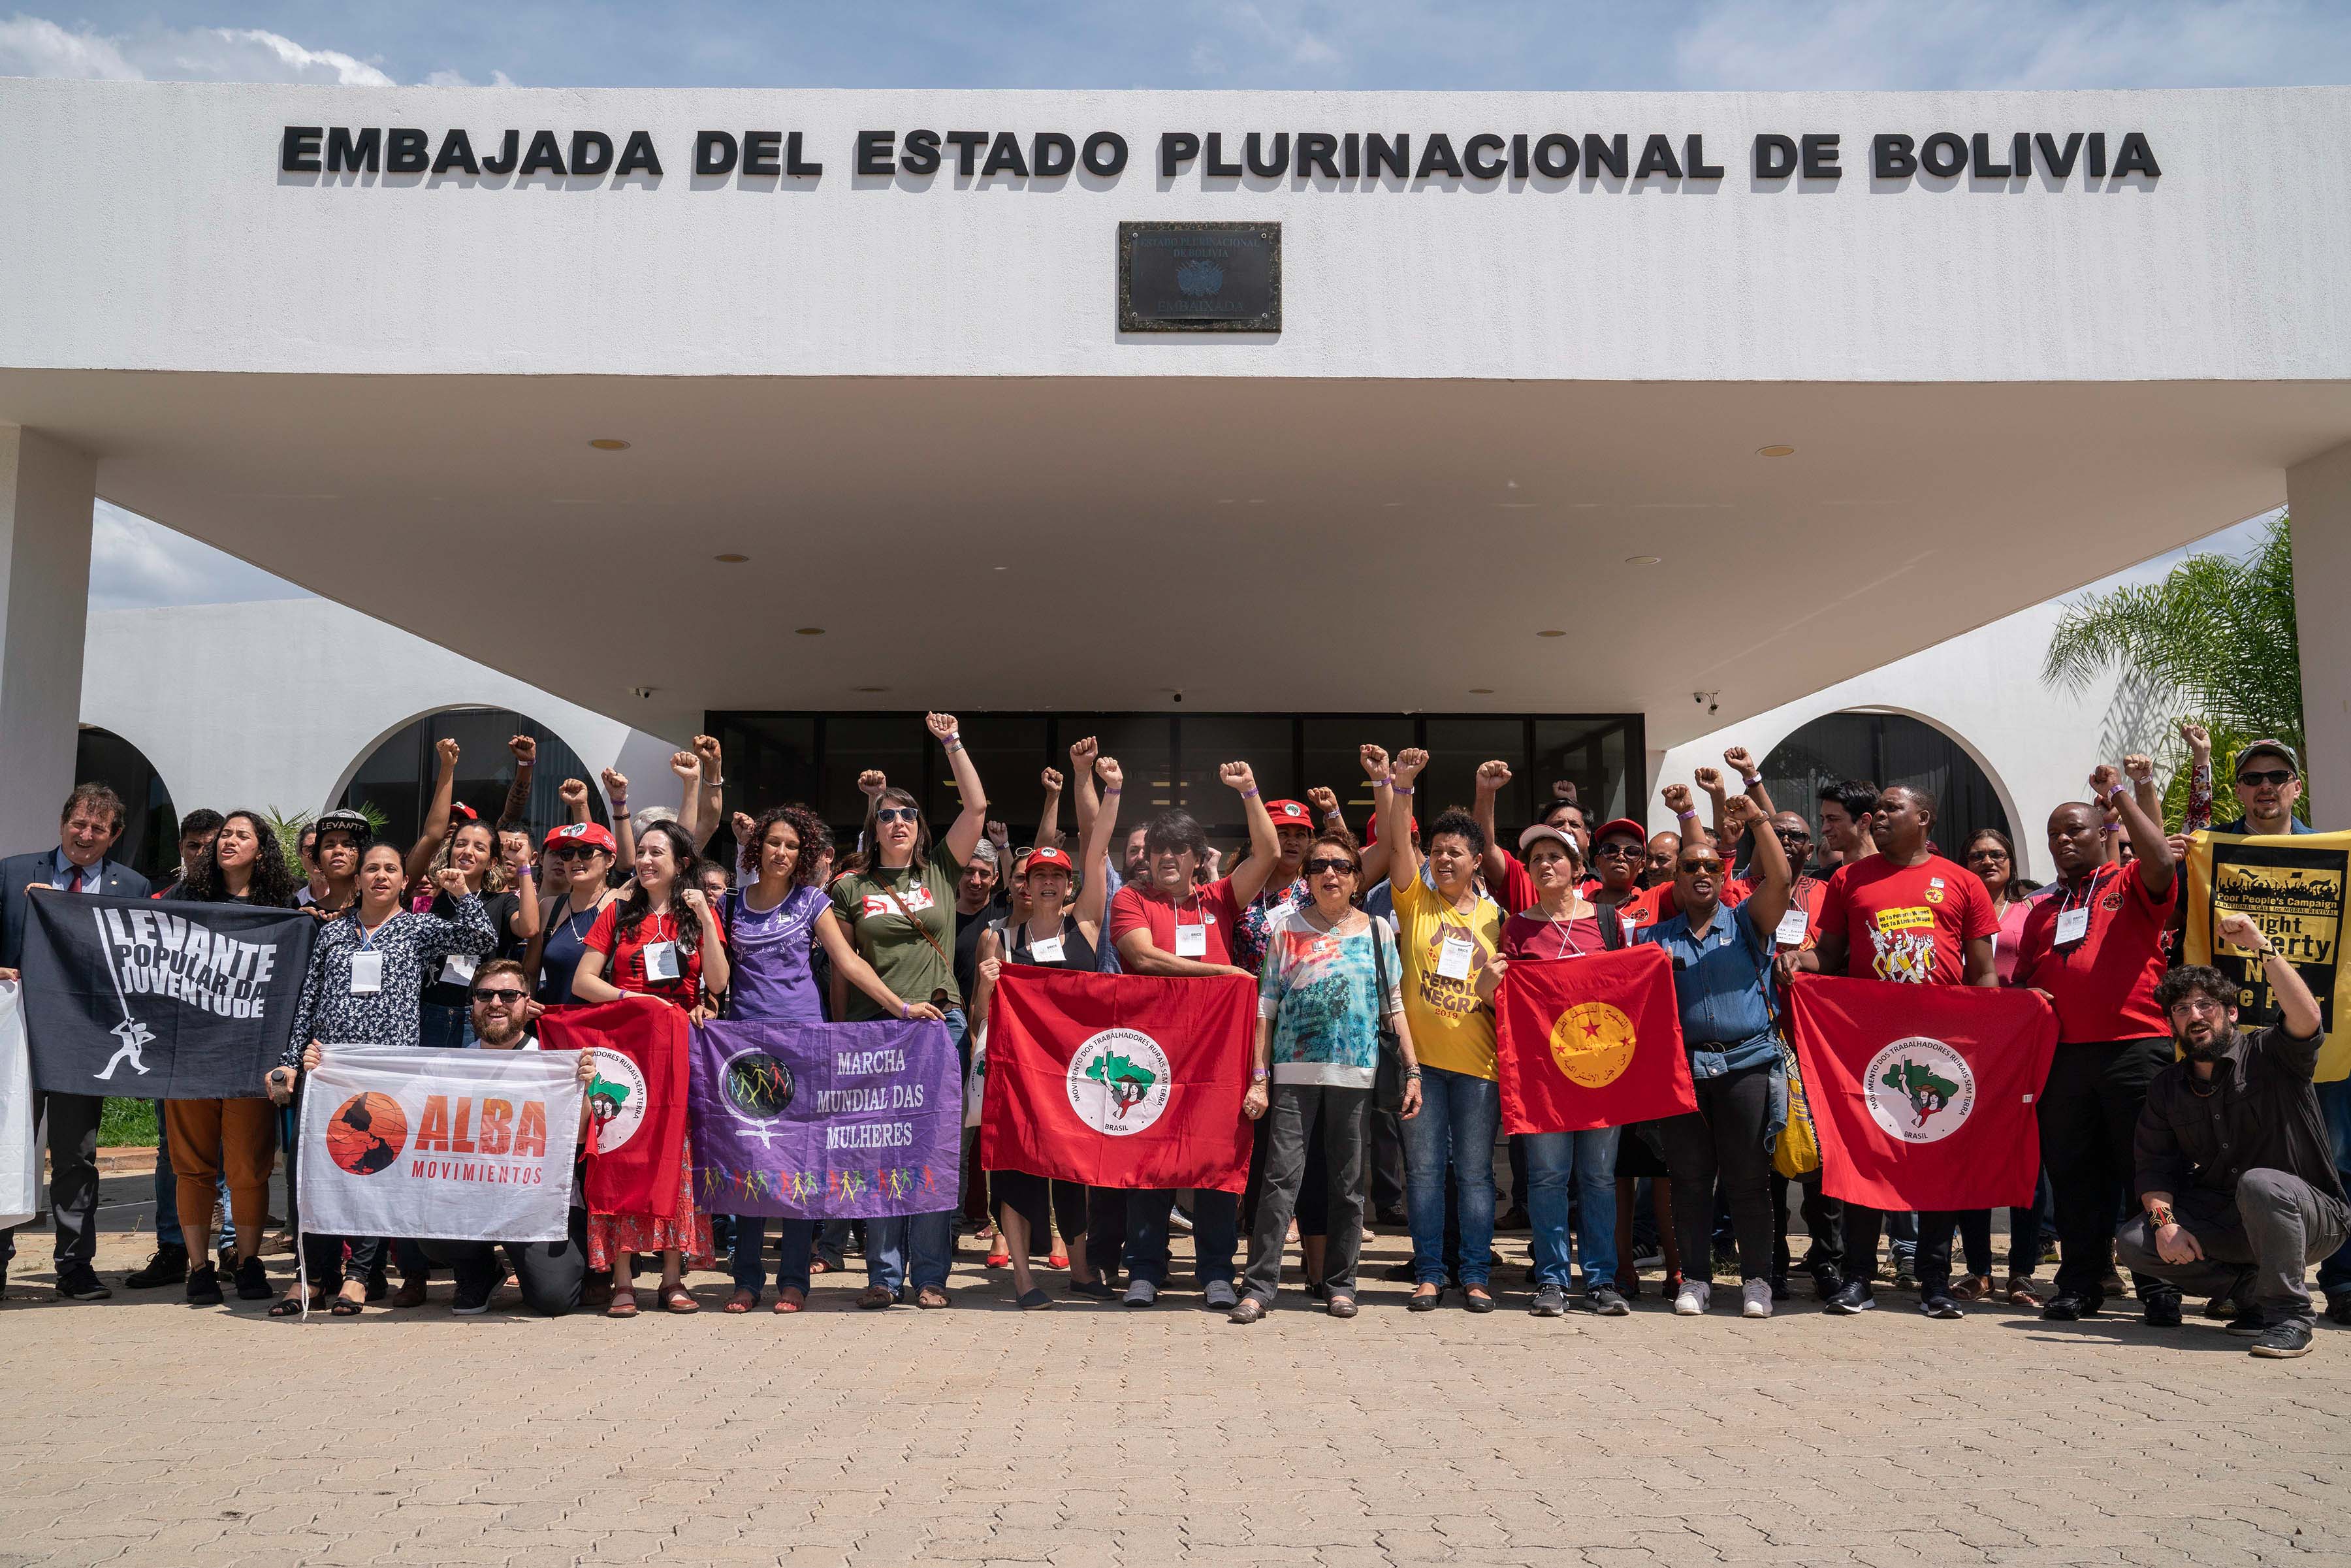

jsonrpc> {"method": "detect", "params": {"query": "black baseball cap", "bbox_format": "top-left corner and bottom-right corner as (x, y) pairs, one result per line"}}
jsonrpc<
(313, 808), (374, 847)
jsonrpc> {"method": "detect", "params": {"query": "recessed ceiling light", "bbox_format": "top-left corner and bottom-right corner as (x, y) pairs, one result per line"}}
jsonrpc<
(793, 626), (825, 636)
(588, 438), (630, 451)
(1536, 630), (1566, 638)
(853, 684), (889, 693)
(1757, 444), (1795, 458)
(714, 552), (749, 564)
(1625, 554), (1662, 566)
(1469, 687), (1494, 695)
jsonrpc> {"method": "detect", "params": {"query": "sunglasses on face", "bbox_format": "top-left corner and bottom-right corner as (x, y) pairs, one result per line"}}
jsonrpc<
(2237, 770), (2295, 788)
(1594, 843), (1641, 860)
(1304, 856), (1358, 876)
(548, 845), (600, 863)
(876, 807), (920, 824)
(1678, 861), (1723, 876)
(470, 987), (528, 1005)
(1774, 827), (1812, 842)
(1966, 848), (2008, 861)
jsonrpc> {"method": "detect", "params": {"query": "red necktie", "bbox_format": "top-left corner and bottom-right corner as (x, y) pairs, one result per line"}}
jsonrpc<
(66, 865), (86, 894)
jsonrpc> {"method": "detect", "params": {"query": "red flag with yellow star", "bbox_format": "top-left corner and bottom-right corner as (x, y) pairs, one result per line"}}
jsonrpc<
(1495, 947), (1695, 1134)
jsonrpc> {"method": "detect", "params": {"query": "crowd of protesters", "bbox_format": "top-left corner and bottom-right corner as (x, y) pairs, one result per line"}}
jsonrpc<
(0, 715), (2343, 1360)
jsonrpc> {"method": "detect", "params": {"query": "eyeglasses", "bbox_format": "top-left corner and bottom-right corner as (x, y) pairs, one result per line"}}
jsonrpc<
(1303, 856), (1358, 876)
(470, 987), (528, 1004)
(547, 845), (600, 863)
(1772, 827), (1812, 842)
(2237, 769), (2295, 788)
(1678, 861), (1724, 876)
(875, 807), (920, 824)
(1964, 848), (2008, 862)
(1593, 842), (1642, 860)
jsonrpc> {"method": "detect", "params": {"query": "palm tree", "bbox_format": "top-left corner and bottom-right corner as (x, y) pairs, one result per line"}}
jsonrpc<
(2041, 513), (2301, 823)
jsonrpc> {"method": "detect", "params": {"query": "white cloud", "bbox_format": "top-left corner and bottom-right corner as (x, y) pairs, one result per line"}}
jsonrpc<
(0, 12), (513, 87)
(88, 504), (313, 613)
(1671, 0), (2351, 89)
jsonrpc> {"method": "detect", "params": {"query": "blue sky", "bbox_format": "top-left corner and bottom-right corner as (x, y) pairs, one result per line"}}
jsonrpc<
(10, 1), (2338, 607)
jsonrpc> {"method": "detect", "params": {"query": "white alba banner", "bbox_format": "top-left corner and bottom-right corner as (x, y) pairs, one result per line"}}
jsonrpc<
(298, 1044), (581, 1243)
(0, 985), (36, 1230)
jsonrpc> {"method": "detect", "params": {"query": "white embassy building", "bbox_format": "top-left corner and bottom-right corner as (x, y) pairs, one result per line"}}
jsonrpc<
(6, 80), (2351, 872)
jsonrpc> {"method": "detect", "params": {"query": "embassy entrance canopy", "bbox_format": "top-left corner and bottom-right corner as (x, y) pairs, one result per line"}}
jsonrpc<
(2, 81), (2350, 848)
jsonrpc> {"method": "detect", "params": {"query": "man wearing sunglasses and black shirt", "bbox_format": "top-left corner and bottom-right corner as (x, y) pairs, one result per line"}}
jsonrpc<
(407, 960), (595, 1315)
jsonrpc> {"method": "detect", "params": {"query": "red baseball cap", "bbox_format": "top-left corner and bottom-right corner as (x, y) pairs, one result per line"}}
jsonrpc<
(1363, 811), (1418, 848)
(1024, 846), (1076, 875)
(1595, 818), (1648, 847)
(1267, 799), (1313, 829)
(543, 822), (617, 854)
(450, 802), (479, 823)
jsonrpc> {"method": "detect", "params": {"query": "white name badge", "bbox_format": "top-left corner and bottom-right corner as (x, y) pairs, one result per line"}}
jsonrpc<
(643, 940), (680, 981)
(1437, 933), (1477, 981)
(1174, 923), (1208, 958)
(2055, 905), (2090, 946)
(439, 952), (478, 987)
(348, 951), (383, 995)
(1774, 908), (1811, 948)
(1029, 935), (1065, 964)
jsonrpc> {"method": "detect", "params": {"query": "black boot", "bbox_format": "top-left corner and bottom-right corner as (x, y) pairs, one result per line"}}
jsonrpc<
(185, 1261), (223, 1305)
(125, 1244), (189, 1288)
(233, 1254), (273, 1301)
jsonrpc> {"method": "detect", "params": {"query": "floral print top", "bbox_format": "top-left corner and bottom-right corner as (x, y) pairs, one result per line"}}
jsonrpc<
(1255, 906), (1404, 1089)
(282, 895), (496, 1066)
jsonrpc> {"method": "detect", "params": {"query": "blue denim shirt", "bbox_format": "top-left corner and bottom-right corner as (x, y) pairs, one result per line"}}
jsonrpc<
(1638, 901), (1780, 1080)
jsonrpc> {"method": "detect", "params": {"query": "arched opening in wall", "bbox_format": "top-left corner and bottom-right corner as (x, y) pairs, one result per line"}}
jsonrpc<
(74, 725), (178, 883)
(339, 708), (606, 849)
(1762, 711), (2011, 869)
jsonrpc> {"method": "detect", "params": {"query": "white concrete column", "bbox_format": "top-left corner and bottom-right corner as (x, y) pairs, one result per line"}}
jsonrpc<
(2290, 438), (2351, 827)
(0, 427), (97, 854)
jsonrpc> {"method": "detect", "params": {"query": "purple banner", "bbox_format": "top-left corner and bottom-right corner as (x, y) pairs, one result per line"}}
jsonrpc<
(688, 1016), (961, 1219)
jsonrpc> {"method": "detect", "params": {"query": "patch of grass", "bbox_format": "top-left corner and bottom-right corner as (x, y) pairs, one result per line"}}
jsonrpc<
(99, 1098), (158, 1147)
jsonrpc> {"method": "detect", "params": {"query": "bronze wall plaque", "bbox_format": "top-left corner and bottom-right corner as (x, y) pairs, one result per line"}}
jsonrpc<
(1118, 221), (1281, 332)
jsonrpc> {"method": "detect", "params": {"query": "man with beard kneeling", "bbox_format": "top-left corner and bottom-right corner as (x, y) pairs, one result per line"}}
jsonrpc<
(2119, 916), (2350, 1358)
(415, 959), (596, 1315)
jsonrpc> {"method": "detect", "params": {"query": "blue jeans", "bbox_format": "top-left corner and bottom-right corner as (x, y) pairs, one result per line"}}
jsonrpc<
(1402, 1065), (1500, 1287)
(1524, 1126), (1620, 1288)
(865, 1007), (966, 1295)
(2316, 1079), (2351, 1302)
(417, 1002), (474, 1051)
(731, 1217), (817, 1302)
(1124, 1189), (1240, 1288)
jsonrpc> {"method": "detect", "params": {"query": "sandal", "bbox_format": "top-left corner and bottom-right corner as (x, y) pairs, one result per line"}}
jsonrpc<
(2004, 1275), (2046, 1307)
(775, 1287), (805, 1314)
(856, 1284), (895, 1311)
(724, 1288), (756, 1315)
(607, 1290), (640, 1319)
(808, 1257), (833, 1274)
(1326, 1294), (1358, 1319)
(664, 1285), (699, 1313)
(329, 1292), (364, 1317)
(916, 1285), (951, 1309)
(268, 1291), (324, 1318)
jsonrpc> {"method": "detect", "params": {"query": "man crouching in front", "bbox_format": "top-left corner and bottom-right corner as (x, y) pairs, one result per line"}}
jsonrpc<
(2120, 914), (2349, 1358)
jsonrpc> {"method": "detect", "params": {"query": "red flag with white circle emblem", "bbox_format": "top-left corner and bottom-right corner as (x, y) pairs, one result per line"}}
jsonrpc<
(1495, 947), (1694, 1135)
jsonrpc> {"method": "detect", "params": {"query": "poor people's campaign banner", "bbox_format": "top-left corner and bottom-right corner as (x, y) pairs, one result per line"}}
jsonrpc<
(690, 1016), (961, 1219)
(296, 1044), (583, 1244)
(982, 968), (1255, 1194)
(2184, 829), (2351, 1081)
(20, 891), (315, 1100)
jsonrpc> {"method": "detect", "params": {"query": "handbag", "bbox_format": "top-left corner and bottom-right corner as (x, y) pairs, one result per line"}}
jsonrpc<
(1371, 919), (1407, 1115)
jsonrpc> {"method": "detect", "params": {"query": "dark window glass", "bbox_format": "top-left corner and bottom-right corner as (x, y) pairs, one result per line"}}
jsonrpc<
(1535, 717), (1639, 829)
(1763, 712), (2009, 867)
(339, 707), (602, 850)
(1419, 718), (1529, 837)
(816, 712), (930, 843)
(955, 715), (1049, 850)
(74, 726), (176, 883)
(1171, 715), (1294, 855)
(708, 712), (817, 878)
(1302, 718), (1416, 839)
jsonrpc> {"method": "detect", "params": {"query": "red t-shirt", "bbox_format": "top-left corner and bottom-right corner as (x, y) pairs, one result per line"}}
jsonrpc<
(2013, 863), (2178, 1043)
(1499, 908), (1611, 961)
(1109, 875), (1243, 967)
(1817, 854), (1998, 985)
(1494, 851), (1537, 917)
(583, 903), (724, 1006)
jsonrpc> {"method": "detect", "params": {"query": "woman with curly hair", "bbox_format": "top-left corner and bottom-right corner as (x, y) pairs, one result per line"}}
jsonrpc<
(722, 804), (942, 1313)
(167, 809), (299, 1305)
(571, 819), (729, 1315)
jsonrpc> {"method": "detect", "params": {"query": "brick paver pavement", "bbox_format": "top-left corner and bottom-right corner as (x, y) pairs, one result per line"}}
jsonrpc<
(3, 1227), (2348, 1567)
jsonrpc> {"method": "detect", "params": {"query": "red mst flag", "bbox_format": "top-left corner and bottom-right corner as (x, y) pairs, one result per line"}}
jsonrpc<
(538, 999), (690, 1219)
(1495, 947), (1696, 1135)
(982, 968), (1255, 1194)
(1786, 975), (2058, 1211)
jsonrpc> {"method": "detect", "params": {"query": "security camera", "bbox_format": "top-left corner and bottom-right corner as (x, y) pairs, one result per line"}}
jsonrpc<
(1693, 690), (1719, 716)
(1172, 691), (1184, 704)
(628, 686), (654, 700)
(1709, 698), (1719, 716)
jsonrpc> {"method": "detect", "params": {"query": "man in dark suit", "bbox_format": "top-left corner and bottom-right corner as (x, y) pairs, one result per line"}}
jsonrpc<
(0, 783), (152, 1300)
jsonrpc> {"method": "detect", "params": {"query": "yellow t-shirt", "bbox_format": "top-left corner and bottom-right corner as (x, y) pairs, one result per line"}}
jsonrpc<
(1390, 873), (1503, 1080)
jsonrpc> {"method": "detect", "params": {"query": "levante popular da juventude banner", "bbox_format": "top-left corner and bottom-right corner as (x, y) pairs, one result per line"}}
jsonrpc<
(2185, 827), (2351, 1083)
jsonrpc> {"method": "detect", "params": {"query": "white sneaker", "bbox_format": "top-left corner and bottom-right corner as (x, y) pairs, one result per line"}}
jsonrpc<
(1742, 1279), (1772, 1319)
(1673, 1279), (1711, 1316)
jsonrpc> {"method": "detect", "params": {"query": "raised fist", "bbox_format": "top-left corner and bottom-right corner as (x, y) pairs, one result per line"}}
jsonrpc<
(2179, 721), (2211, 755)
(1359, 744), (1390, 782)
(669, 750), (699, 781)
(1721, 794), (1762, 831)
(2217, 910), (2265, 953)
(558, 778), (588, 808)
(1096, 756), (1124, 790)
(508, 734), (537, 764)
(2123, 754), (2155, 786)
(1723, 746), (1757, 776)
(1220, 760), (1258, 793)
(731, 811), (755, 843)
(858, 771), (888, 800)
(600, 767), (629, 800)
(433, 867), (468, 897)
(1306, 786), (1339, 818)
(1476, 760), (1511, 791)
(1068, 735), (1099, 769)
(2090, 763), (2121, 798)
(694, 734), (722, 771)
(925, 712), (961, 742)
(436, 737), (461, 767)
(1390, 748), (1428, 785)
(1663, 783), (1695, 817)
(1693, 766), (1725, 796)
(1041, 767), (1064, 792)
